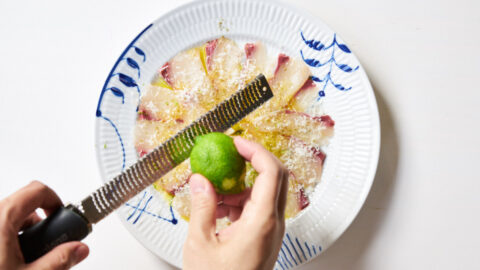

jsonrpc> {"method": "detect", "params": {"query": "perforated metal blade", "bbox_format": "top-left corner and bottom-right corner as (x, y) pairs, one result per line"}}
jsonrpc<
(78, 74), (273, 224)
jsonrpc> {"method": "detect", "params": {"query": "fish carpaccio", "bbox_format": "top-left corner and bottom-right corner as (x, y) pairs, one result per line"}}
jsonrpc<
(134, 37), (334, 225)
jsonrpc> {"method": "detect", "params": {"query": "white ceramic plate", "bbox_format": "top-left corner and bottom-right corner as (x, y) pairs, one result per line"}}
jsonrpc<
(94, 0), (380, 268)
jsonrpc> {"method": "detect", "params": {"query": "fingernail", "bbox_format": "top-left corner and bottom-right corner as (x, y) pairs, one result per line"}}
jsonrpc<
(190, 175), (207, 194)
(74, 245), (89, 263)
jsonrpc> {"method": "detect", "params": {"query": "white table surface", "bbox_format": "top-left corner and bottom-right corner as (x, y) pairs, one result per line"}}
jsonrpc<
(1, 0), (479, 269)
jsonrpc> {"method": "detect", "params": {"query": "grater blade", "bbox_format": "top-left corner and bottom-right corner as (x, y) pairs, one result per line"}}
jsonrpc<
(79, 74), (273, 224)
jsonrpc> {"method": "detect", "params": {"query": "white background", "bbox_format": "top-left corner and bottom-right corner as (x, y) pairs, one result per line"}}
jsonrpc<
(1, 0), (479, 269)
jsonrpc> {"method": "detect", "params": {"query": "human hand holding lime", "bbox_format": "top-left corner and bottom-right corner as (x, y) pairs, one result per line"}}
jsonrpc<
(184, 137), (288, 270)
(190, 132), (246, 194)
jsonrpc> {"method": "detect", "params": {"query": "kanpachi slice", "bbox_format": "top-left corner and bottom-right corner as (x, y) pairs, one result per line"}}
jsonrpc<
(138, 85), (184, 121)
(243, 42), (274, 83)
(171, 185), (191, 219)
(134, 119), (181, 156)
(160, 47), (216, 110)
(154, 159), (191, 195)
(249, 109), (334, 146)
(289, 78), (320, 112)
(280, 137), (326, 189)
(284, 173), (310, 219)
(267, 54), (311, 111)
(242, 53), (311, 123)
(205, 37), (244, 103)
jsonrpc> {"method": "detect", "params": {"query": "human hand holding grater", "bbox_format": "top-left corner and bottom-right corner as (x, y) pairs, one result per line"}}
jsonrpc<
(0, 75), (273, 268)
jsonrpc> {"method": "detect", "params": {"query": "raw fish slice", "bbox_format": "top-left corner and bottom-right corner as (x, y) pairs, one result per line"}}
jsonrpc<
(138, 85), (184, 121)
(280, 137), (325, 189)
(160, 48), (216, 110)
(133, 119), (180, 155)
(242, 54), (311, 123)
(243, 42), (273, 83)
(244, 130), (325, 189)
(171, 185), (191, 219)
(154, 160), (191, 195)
(134, 103), (207, 156)
(205, 37), (244, 103)
(289, 78), (319, 112)
(284, 174), (310, 219)
(240, 129), (291, 158)
(180, 103), (207, 127)
(267, 54), (311, 110)
(135, 88), (208, 157)
(249, 109), (334, 146)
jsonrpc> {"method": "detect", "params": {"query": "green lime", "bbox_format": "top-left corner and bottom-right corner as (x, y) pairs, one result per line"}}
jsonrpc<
(190, 132), (246, 194)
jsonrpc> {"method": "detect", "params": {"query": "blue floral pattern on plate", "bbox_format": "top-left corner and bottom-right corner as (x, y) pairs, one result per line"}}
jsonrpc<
(300, 32), (359, 98)
(96, 24), (152, 171)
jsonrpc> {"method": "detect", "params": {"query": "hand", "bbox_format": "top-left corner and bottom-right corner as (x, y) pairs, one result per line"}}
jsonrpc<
(0, 181), (89, 270)
(183, 137), (289, 270)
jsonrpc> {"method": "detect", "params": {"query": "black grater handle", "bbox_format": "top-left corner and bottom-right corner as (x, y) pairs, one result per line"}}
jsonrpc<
(18, 205), (91, 263)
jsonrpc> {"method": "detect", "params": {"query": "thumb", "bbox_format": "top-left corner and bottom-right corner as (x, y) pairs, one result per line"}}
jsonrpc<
(28, 242), (89, 270)
(188, 174), (217, 239)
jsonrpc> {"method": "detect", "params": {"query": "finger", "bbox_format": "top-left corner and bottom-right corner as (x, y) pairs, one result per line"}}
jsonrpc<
(1, 181), (62, 229)
(20, 212), (42, 231)
(234, 137), (287, 212)
(216, 205), (242, 222)
(220, 188), (251, 207)
(188, 174), (217, 240)
(234, 137), (279, 173)
(27, 242), (89, 270)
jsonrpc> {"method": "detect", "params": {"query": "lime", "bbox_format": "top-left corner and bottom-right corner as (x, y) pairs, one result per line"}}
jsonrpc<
(190, 132), (246, 194)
